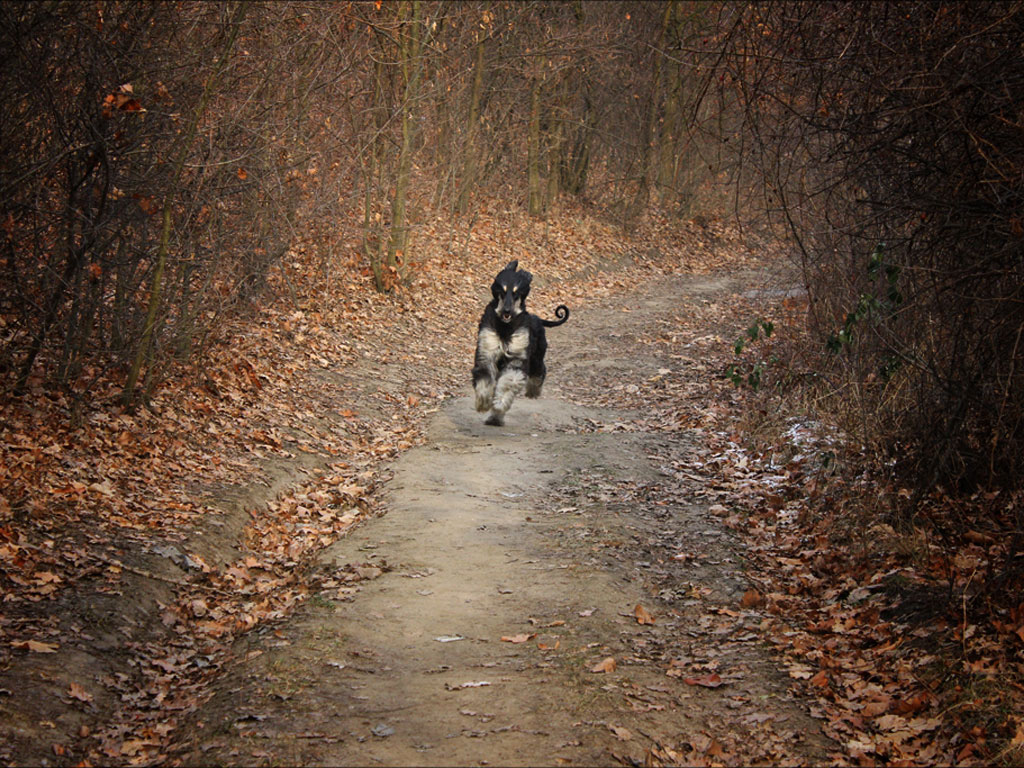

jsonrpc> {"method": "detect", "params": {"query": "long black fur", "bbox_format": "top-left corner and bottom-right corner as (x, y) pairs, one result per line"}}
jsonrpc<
(472, 260), (569, 426)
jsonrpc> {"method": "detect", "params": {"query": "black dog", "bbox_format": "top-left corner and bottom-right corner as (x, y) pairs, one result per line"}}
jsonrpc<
(472, 260), (569, 426)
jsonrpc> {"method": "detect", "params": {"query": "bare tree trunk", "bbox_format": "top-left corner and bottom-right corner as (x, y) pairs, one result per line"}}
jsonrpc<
(385, 0), (424, 288)
(14, 144), (105, 395)
(544, 77), (567, 209)
(656, 2), (683, 207)
(562, 88), (592, 196)
(364, 53), (387, 292)
(527, 78), (543, 217)
(457, 33), (486, 216)
(122, 2), (247, 408)
(626, 2), (671, 223)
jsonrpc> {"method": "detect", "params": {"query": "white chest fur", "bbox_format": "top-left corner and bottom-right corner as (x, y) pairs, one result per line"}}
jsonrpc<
(478, 327), (529, 363)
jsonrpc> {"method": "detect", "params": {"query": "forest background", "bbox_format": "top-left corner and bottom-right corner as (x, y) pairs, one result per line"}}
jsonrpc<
(1, 1), (1023, 764)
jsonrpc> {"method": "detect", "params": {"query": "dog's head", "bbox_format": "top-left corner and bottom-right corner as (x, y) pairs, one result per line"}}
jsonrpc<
(490, 259), (532, 324)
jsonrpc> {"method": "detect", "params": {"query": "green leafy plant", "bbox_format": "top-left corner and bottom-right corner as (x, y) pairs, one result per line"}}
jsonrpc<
(825, 243), (904, 380)
(726, 318), (775, 390)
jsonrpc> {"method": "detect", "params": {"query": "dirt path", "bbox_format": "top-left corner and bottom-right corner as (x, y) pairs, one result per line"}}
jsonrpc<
(173, 270), (834, 766)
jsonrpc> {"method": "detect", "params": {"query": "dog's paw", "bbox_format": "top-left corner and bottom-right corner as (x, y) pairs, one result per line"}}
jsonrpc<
(484, 413), (504, 426)
(525, 377), (544, 398)
(475, 395), (492, 412)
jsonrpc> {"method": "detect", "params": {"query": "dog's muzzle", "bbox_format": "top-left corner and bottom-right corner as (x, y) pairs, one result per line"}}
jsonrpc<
(499, 295), (516, 323)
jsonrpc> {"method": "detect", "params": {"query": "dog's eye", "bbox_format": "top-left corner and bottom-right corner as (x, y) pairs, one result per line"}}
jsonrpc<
(512, 286), (517, 293)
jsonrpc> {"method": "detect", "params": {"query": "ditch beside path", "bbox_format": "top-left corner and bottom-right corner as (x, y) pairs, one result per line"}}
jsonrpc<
(173, 270), (834, 766)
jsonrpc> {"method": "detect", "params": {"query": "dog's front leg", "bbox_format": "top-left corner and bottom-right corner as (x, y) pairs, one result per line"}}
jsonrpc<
(486, 366), (525, 426)
(473, 368), (496, 412)
(486, 327), (529, 425)
(473, 329), (501, 412)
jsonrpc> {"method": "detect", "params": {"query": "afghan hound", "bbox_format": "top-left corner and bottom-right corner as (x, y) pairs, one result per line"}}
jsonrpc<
(472, 260), (569, 426)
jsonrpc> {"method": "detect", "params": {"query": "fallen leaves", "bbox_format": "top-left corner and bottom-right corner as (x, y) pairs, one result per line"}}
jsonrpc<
(684, 345), (1023, 764)
(4, 201), (1007, 768)
(10, 639), (59, 653)
(608, 724), (633, 741)
(501, 633), (535, 644)
(682, 672), (724, 689)
(633, 604), (655, 625)
(67, 682), (94, 704)
(808, 669), (829, 688)
(536, 636), (560, 651)
(689, 732), (727, 759)
(740, 588), (764, 609)
(545, 258), (1019, 765)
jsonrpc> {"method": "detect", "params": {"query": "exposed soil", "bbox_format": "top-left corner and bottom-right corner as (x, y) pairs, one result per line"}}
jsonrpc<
(167, 269), (834, 766)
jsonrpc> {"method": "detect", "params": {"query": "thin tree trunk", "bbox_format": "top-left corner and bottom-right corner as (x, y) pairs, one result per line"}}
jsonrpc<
(14, 144), (103, 395)
(545, 77), (566, 208)
(527, 78), (543, 217)
(385, 0), (423, 286)
(656, 2), (683, 206)
(626, 2), (671, 223)
(123, 2), (248, 407)
(364, 54), (386, 292)
(457, 33), (486, 216)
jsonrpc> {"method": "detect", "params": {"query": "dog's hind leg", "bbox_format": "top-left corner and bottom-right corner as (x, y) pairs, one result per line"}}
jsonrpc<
(485, 368), (525, 426)
(525, 326), (547, 399)
(525, 373), (545, 398)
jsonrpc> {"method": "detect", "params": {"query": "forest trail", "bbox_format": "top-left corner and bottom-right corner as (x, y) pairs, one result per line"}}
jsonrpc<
(174, 270), (834, 766)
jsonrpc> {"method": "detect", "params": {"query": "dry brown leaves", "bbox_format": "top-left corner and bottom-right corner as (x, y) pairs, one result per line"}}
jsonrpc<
(683, 351), (1024, 764)
(1, 201), (740, 764)
(542, 264), (1022, 765)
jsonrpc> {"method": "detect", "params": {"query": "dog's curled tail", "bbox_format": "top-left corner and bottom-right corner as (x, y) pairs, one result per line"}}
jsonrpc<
(541, 305), (570, 328)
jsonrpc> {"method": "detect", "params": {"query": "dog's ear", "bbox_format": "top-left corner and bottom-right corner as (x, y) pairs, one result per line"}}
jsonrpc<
(504, 259), (518, 273)
(518, 269), (532, 299)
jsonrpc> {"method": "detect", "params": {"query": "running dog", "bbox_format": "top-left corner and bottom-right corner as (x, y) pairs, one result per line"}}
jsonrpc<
(472, 260), (569, 426)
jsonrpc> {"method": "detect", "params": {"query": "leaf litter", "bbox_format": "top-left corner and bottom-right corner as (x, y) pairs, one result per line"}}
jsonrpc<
(3, 201), (1001, 766)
